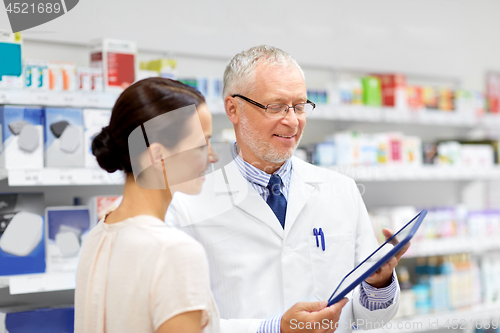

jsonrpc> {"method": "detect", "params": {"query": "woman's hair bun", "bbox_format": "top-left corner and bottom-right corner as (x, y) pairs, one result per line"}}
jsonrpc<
(92, 126), (123, 173)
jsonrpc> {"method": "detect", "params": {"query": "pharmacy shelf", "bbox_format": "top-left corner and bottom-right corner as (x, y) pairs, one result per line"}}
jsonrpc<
(0, 89), (120, 109)
(309, 104), (500, 128)
(3, 166), (499, 186)
(404, 237), (500, 258)
(0, 168), (124, 186)
(328, 165), (500, 181)
(3, 89), (497, 129)
(360, 303), (500, 333)
(0, 272), (76, 295)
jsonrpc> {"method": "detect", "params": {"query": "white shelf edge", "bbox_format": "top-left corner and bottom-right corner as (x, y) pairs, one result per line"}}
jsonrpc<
(404, 237), (500, 258)
(2, 272), (76, 295)
(0, 90), (120, 109)
(4, 168), (124, 186)
(359, 303), (500, 333)
(2, 89), (499, 128)
(327, 166), (500, 182)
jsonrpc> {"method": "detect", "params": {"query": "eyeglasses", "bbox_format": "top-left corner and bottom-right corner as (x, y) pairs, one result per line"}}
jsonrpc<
(231, 94), (315, 118)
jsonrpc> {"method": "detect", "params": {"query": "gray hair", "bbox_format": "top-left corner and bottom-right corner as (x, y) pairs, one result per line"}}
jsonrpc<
(222, 45), (304, 99)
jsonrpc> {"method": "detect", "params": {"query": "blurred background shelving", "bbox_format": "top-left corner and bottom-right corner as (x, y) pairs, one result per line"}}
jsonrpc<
(2, 0), (500, 330)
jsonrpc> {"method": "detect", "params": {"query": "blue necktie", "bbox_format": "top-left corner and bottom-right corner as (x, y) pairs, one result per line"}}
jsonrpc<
(266, 174), (287, 228)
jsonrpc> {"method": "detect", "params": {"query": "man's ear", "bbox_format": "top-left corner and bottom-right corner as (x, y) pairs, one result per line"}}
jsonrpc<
(225, 96), (239, 125)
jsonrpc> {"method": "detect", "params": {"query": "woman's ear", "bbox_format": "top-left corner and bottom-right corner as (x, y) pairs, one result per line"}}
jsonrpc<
(148, 142), (166, 164)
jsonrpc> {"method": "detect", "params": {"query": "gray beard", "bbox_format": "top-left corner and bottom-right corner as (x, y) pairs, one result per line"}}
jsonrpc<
(239, 114), (301, 164)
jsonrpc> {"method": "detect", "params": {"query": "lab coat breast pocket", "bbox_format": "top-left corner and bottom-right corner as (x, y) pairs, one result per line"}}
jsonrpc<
(308, 233), (355, 301)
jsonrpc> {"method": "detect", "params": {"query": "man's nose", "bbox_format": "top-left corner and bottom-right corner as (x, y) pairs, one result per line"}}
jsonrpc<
(281, 106), (299, 127)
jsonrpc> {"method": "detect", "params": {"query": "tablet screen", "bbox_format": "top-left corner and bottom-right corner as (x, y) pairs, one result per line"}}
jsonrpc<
(328, 211), (423, 304)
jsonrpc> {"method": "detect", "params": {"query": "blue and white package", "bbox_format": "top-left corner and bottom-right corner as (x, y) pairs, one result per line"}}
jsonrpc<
(0, 193), (45, 276)
(44, 108), (84, 167)
(45, 206), (90, 273)
(0, 306), (74, 333)
(0, 30), (23, 89)
(0, 106), (44, 170)
(83, 108), (111, 168)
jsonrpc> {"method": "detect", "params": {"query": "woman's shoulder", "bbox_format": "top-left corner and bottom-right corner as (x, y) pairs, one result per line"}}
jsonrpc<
(120, 215), (205, 253)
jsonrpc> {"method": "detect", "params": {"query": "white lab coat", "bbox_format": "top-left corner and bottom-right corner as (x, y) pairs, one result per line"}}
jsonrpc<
(166, 156), (400, 333)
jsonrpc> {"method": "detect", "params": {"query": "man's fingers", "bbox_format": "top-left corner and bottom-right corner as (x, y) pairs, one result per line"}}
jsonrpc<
(395, 241), (411, 260)
(298, 300), (328, 313)
(311, 298), (348, 322)
(382, 228), (394, 241)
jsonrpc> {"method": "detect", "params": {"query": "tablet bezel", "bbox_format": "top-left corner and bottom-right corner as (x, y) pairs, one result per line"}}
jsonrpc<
(327, 209), (427, 306)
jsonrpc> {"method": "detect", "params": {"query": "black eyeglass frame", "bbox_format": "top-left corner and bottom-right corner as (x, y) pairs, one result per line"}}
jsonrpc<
(231, 94), (316, 117)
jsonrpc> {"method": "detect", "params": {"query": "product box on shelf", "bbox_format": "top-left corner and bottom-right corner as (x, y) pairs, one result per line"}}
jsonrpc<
(0, 193), (45, 276)
(48, 61), (76, 91)
(0, 306), (74, 333)
(371, 73), (407, 108)
(140, 58), (178, 79)
(486, 72), (500, 114)
(361, 77), (382, 106)
(83, 109), (112, 168)
(437, 87), (454, 111)
(90, 38), (137, 93)
(332, 132), (361, 166)
(406, 86), (424, 110)
(43, 107), (84, 167)
(45, 206), (90, 273)
(0, 105), (44, 169)
(76, 67), (91, 91)
(90, 67), (104, 92)
(0, 30), (23, 89)
(422, 86), (438, 110)
(461, 144), (495, 168)
(403, 136), (423, 166)
(314, 142), (336, 166)
(24, 59), (49, 90)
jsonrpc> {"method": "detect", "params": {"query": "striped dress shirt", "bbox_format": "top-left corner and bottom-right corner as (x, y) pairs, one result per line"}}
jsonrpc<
(231, 144), (397, 333)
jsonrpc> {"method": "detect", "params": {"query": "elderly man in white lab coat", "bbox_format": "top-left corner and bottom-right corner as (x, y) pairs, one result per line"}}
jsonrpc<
(166, 45), (405, 333)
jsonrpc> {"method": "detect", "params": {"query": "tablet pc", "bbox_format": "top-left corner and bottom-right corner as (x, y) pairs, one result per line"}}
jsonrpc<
(327, 209), (427, 306)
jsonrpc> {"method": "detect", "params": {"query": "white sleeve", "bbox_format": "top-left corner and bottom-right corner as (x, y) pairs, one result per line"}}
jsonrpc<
(150, 240), (213, 331)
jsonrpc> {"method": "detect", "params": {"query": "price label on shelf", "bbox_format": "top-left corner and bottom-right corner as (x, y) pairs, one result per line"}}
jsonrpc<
(9, 273), (76, 294)
(62, 94), (75, 105)
(0, 91), (12, 104)
(59, 169), (76, 184)
(8, 169), (42, 186)
(32, 92), (50, 105)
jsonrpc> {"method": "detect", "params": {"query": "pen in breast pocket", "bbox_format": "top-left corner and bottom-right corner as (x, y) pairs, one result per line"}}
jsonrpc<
(313, 228), (319, 247)
(319, 228), (325, 251)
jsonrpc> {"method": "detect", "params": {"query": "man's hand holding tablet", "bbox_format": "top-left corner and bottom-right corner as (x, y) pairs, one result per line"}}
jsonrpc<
(365, 228), (411, 288)
(327, 210), (427, 307)
(281, 298), (349, 333)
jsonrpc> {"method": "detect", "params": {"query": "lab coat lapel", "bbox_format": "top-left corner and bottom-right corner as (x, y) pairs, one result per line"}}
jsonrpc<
(284, 157), (324, 234)
(214, 161), (285, 238)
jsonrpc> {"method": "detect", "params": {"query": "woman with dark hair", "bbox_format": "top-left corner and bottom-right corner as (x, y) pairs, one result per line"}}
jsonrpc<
(75, 78), (219, 333)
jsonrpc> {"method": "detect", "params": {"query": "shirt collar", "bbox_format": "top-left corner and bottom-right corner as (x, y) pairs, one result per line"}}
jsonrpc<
(232, 142), (292, 188)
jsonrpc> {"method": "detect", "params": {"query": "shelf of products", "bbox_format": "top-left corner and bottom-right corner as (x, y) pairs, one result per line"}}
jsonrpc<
(329, 166), (500, 181)
(3, 89), (500, 129)
(360, 302), (500, 333)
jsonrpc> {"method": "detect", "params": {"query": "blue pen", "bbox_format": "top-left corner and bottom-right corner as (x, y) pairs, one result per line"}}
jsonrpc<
(319, 228), (325, 251)
(313, 228), (319, 247)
